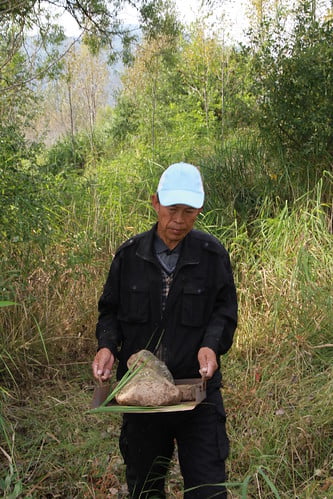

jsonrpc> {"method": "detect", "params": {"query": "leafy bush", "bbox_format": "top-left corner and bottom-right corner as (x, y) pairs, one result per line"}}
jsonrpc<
(46, 130), (107, 174)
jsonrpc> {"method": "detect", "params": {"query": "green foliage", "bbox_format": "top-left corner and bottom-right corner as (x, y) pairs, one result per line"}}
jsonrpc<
(0, 126), (56, 246)
(46, 131), (107, 173)
(202, 131), (276, 223)
(46, 136), (87, 172)
(112, 25), (247, 164)
(0, 125), (37, 167)
(1, 135), (105, 251)
(0, 41), (37, 128)
(0, 18), (65, 96)
(0, 1), (183, 65)
(139, 0), (182, 40)
(108, 95), (140, 143)
(250, 0), (333, 186)
(1, 165), (54, 245)
(219, 46), (257, 131)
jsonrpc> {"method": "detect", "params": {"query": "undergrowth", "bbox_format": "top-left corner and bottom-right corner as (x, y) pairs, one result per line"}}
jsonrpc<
(0, 164), (332, 497)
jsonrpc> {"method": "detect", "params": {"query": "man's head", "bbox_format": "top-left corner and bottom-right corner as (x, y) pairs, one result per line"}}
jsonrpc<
(152, 163), (204, 249)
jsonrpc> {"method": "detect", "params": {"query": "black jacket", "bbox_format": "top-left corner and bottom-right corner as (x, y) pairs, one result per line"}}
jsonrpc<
(96, 224), (238, 384)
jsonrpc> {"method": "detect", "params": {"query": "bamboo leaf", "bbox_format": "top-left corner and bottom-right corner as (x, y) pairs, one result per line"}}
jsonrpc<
(0, 301), (17, 307)
(99, 355), (148, 407)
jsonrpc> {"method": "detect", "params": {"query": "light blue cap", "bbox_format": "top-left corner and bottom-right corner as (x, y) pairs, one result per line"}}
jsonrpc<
(157, 162), (205, 208)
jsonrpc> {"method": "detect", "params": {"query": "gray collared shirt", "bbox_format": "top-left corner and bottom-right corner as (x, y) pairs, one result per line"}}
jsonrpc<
(154, 234), (182, 274)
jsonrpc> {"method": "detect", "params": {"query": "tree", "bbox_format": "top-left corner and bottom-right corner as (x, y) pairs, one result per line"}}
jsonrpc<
(110, 15), (257, 163)
(179, 26), (222, 131)
(0, 0), (184, 116)
(0, 0), (185, 151)
(40, 44), (109, 147)
(119, 33), (181, 158)
(111, 1), (182, 159)
(251, 0), (333, 185)
(0, 1), (136, 51)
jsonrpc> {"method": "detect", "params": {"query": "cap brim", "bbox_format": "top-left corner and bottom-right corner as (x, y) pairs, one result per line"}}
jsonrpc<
(158, 189), (204, 208)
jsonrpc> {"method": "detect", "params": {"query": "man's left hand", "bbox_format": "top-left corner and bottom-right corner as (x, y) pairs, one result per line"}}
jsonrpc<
(198, 347), (218, 379)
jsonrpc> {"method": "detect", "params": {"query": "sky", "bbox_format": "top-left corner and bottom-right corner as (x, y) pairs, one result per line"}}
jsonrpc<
(59, 0), (249, 43)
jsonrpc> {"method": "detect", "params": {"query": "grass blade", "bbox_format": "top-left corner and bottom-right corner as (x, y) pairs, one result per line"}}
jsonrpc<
(241, 474), (251, 499)
(32, 315), (49, 365)
(257, 467), (281, 498)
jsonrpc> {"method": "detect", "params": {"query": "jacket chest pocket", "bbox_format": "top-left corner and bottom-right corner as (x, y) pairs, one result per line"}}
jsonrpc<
(181, 285), (206, 327)
(118, 283), (149, 323)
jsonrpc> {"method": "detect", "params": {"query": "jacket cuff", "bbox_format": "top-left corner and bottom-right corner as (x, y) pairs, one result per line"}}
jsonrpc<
(200, 336), (220, 355)
(96, 331), (118, 357)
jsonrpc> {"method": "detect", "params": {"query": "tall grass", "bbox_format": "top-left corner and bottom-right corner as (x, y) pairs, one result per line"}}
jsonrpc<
(214, 181), (332, 497)
(0, 155), (158, 385)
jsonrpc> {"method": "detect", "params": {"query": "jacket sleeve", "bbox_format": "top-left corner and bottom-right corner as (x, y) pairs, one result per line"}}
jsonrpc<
(95, 253), (122, 356)
(200, 250), (238, 355)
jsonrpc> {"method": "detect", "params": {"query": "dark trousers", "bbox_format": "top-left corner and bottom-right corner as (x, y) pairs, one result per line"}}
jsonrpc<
(119, 389), (229, 498)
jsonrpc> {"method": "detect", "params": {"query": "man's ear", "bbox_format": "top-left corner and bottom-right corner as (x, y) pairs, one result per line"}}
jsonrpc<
(151, 193), (160, 213)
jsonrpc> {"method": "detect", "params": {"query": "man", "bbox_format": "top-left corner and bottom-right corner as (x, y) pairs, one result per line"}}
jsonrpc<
(92, 162), (238, 498)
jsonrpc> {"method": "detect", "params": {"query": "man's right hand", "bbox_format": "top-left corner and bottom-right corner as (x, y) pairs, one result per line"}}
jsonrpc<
(92, 348), (115, 381)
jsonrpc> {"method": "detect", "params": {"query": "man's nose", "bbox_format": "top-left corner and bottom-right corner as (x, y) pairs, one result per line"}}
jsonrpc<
(174, 212), (185, 223)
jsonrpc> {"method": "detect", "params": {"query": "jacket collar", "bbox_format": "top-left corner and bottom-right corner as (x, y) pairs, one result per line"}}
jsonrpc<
(136, 223), (201, 267)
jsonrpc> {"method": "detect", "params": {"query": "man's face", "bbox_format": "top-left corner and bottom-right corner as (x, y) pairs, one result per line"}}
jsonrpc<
(151, 194), (201, 249)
